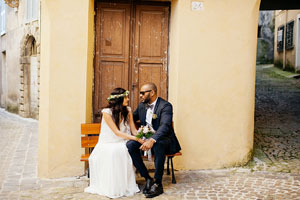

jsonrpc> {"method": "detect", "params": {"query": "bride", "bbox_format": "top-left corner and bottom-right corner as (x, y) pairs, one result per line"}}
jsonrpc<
(84, 88), (144, 198)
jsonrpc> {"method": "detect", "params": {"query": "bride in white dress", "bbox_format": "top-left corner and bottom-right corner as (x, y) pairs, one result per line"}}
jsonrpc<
(84, 88), (144, 198)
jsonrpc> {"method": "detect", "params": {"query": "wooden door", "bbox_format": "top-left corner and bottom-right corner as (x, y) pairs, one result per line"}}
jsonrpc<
(94, 3), (131, 116)
(94, 2), (169, 119)
(131, 5), (169, 108)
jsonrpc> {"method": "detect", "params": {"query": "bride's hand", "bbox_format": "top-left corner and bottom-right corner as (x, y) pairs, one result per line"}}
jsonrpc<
(136, 138), (145, 144)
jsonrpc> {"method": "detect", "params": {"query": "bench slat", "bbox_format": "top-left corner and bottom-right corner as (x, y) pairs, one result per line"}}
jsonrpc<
(81, 136), (99, 148)
(81, 154), (89, 162)
(81, 123), (101, 135)
(166, 152), (182, 157)
(142, 152), (182, 159)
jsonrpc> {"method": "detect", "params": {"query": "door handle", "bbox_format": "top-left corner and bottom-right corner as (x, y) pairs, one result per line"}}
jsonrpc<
(132, 83), (137, 90)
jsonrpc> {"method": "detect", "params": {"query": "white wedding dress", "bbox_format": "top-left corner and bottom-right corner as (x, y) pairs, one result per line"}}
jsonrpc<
(84, 108), (139, 198)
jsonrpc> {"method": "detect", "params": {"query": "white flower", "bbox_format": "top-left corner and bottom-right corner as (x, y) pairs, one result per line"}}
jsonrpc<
(143, 126), (149, 133)
(149, 126), (156, 133)
(138, 127), (143, 133)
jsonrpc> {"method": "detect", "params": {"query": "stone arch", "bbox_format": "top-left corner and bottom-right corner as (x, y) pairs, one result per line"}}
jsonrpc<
(19, 35), (40, 119)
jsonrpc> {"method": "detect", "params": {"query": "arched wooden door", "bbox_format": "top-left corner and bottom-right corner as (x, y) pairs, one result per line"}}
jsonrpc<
(94, 2), (169, 121)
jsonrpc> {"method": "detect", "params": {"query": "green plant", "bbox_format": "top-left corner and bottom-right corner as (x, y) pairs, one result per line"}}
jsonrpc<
(274, 59), (283, 69)
(284, 60), (295, 72)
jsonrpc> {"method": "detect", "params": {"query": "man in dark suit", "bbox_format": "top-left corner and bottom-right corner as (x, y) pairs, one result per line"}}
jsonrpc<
(126, 83), (181, 198)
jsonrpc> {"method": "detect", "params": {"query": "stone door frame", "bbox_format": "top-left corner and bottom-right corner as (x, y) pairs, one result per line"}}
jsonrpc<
(19, 34), (40, 119)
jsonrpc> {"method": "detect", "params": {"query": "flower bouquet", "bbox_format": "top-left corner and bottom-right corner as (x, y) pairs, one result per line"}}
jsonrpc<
(136, 124), (155, 161)
(136, 124), (155, 139)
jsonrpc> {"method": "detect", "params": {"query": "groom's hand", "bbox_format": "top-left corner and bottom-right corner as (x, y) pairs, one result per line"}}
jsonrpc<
(140, 139), (155, 151)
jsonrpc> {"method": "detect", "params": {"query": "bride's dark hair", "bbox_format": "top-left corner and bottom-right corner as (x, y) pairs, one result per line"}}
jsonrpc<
(106, 88), (129, 129)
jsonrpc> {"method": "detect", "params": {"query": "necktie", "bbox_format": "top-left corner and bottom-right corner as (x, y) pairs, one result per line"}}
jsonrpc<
(146, 104), (154, 110)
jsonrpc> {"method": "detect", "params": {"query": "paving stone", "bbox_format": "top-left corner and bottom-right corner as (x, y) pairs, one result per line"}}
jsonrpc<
(245, 65), (300, 174)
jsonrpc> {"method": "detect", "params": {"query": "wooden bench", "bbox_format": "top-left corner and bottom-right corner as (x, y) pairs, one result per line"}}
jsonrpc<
(81, 123), (182, 184)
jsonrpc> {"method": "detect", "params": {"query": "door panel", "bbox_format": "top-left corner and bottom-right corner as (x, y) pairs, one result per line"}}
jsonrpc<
(138, 64), (163, 97)
(94, 3), (130, 115)
(139, 11), (164, 58)
(101, 9), (127, 57)
(132, 5), (169, 108)
(99, 62), (127, 107)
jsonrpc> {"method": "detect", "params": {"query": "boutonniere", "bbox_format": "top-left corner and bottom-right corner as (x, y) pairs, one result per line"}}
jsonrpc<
(152, 114), (157, 119)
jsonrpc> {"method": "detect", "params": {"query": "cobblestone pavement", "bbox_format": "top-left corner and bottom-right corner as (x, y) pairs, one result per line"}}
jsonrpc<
(0, 108), (38, 199)
(248, 65), (300, 173)
(0, 66), (300, 199)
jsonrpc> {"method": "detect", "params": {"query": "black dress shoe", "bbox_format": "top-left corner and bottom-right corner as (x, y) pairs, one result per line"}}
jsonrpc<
(143, 178), (154, 194)
(145, 183), (164, 198)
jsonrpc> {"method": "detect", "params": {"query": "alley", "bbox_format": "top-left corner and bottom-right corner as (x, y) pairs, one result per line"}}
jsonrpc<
(252, 65), (300, 173)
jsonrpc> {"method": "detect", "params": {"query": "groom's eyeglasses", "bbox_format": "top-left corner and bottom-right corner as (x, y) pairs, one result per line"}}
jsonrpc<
(139, 90), (152, 95)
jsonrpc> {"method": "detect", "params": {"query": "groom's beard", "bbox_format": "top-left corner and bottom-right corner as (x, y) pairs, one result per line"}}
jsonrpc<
(141, 95), (150, 104)
(143, 97), (151, 104)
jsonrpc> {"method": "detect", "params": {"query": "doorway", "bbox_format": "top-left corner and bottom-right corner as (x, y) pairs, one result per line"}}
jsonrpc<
(20, 35), (39, 119)
(93, 1), (170, 120)
(0, 51), (6, 107)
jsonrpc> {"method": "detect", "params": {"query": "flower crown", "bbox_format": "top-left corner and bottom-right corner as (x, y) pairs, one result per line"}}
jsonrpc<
(107, 90), (129, 101)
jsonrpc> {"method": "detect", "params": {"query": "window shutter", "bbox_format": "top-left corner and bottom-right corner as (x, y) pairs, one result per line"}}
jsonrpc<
(285, 21), (294, 50)
(27, 0), (38, 21)
(32, 0), (38, 20)
(0, 0), (6, 35)
(277, 26), (284, 52)
(27, 0), (32, 21)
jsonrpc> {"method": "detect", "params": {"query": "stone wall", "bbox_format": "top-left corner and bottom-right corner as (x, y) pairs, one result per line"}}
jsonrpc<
(257, 11), (274, 64)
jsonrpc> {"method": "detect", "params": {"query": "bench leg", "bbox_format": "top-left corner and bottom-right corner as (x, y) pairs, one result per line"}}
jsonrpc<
(86, 167), (90, 178)
(170, 157), (176, 184)
(167, 157), (170, 175)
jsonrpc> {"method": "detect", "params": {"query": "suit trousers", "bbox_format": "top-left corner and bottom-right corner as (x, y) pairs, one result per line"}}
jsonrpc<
(126, 139), (170, 183)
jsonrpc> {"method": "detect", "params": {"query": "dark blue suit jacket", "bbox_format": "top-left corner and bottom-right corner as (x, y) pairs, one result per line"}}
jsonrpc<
(133, 97), (181, 154)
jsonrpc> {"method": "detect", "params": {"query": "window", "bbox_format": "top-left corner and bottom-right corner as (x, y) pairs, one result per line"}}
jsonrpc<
(258, 25), (262, 38)
(26, 0), (39, 22)
(285, 21), (294, 50)
(0, 0), (6, 35)
(277, 25), (284, 52)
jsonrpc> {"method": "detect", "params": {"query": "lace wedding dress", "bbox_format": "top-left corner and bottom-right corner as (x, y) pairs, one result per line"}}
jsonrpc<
(84, 108), (139, 198)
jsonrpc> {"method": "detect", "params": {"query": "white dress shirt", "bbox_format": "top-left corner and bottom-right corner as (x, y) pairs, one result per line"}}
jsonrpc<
(146, 98), (158, 126)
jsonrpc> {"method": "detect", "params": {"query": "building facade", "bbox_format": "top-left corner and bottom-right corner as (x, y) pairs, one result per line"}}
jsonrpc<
(0, 0), (40, 119)
(274, 10), (300, 72)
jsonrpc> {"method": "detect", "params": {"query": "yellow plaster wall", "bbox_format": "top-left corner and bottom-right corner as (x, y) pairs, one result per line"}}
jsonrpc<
(38, 0), (94, 178)
(169, 0), (260, 169)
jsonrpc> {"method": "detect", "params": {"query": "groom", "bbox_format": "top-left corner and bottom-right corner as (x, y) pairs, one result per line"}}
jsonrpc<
(126, 83), (181, 198)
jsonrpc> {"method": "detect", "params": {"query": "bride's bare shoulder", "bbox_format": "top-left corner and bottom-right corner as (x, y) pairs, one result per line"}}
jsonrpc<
(102, 108), (112, 115)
